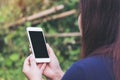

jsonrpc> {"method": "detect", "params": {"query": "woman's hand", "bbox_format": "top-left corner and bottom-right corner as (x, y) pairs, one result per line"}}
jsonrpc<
(22, 54), (46, 80)
(42, 44), (64, 80)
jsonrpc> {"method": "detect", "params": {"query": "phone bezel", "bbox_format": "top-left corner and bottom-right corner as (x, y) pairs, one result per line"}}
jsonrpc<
(26, 27), (50, 63)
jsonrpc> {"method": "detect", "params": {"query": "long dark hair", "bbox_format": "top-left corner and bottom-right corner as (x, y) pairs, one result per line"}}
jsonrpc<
(80, 0), (120, 80)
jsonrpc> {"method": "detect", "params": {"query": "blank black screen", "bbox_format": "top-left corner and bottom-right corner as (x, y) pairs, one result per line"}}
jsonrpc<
(29, 31), (49, 58)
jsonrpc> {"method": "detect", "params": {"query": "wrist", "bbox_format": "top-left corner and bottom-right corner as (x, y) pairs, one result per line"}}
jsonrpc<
(52, 70), (64, 80)
(30, 79), (40, 80)
(30, 77), (41, 80)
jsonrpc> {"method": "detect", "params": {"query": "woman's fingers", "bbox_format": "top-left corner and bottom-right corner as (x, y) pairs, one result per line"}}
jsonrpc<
(37, 63), (43, 68)
(46, 43), (57, 60)
(29, 45), (32, 54)
(29, 48), (32, 54)
(29, 55), (36, 68)
(23, 54), (43, 80)
(24, 55), (30, 65)
(40, 63), (47, 73)
(46, 44), (54, 57)
(46, 43), (51, 54)
(23, 55), (31, 73)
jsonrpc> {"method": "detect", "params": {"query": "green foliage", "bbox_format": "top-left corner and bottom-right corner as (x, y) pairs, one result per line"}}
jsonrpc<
(0, 0), (80, 80)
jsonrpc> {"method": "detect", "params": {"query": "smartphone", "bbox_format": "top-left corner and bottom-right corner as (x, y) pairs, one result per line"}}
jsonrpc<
(26, 27), (50, 63)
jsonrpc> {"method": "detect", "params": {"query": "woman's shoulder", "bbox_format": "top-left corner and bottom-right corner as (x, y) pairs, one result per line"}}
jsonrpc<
(62, 55), (114, 80)
(75, 55), (112, 68)
(74, 55), (114, 76)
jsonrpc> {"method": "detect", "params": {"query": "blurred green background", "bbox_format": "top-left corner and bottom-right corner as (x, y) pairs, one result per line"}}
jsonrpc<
(0, 0), (81, 80)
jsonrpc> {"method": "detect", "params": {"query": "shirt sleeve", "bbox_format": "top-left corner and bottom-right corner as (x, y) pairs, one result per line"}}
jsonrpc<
(62, 62), (86, 80)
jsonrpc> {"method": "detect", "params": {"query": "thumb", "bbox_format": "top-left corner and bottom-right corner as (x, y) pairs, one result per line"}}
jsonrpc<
(30, 55), (37, 68)
(46, 43), (59, 64)
(46, 43), (56, 58)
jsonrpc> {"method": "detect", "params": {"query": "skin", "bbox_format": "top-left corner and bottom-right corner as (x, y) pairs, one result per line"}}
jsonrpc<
(42, 44), (64, 80)
(23, 54), (46, 80)
(23, 44), (64, 80)
(23, 15), (82, 80)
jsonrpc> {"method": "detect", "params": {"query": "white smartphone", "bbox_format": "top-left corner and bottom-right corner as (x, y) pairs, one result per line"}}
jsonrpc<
(26, 27), (50, 63)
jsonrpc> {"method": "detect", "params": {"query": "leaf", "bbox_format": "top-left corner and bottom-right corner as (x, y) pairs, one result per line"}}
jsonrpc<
(5, 59), (12, 67)
(25, 22), (32, 27)
(9, 53), (19, 62)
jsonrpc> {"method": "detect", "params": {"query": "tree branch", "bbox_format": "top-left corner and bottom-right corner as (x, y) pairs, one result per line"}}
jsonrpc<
(32, 10), (76, 25)
(45, 32), (81, 38)
(8, 5), (64, 29)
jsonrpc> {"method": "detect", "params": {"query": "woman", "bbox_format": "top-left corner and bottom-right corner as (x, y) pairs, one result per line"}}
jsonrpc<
(23, 0), (120, 80)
